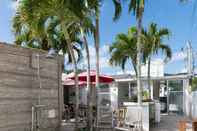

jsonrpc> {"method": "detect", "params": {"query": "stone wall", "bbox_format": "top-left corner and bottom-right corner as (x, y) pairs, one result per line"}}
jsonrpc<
(0, 43), (63, 131)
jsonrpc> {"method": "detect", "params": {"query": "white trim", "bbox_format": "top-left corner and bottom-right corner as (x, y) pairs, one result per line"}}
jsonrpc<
(115, 74), (190, 82)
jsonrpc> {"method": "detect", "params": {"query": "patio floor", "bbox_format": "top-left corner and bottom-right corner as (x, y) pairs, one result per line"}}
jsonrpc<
(150, 114), (192, 131)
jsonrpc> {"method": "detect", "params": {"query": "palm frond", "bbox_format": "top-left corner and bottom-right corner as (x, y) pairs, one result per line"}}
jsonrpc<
(113, 0), (122, 21)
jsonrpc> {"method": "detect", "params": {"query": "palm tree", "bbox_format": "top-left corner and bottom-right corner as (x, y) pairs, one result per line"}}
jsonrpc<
(86, 0), (101, 128)
(109, 27), (138, 75)
(13, 14), (83, 63)
(79, 15), (95, 131)
(113, 0), (145, 105)
(14, 1), (96, 130)
(80, 28), (92, 130)
(13, 0), (88, 130)
(13, 9), (50, 50)
(142, 23), (172, 99)
(86, 1), (100, 88)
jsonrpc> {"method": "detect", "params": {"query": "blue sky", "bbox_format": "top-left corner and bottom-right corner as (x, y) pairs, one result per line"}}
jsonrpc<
(0, 0), (197, 74)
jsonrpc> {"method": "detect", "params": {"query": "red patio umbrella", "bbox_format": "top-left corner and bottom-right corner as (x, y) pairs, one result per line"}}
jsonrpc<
(67, 70), (114, 83)
(63, 78), (87, 87)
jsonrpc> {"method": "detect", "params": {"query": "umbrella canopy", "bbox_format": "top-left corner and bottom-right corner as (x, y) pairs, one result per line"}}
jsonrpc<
(63, 78), (87, 87)
(67, 70), (114, 83)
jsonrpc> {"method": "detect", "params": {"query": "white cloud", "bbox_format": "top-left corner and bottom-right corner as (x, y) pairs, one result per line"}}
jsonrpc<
(169, 51), (186, 63)
(10, 0), (20, 10)
(64, 44), (112, 72)
(81, 45), (111, 69)
(180, 68), (187, 73)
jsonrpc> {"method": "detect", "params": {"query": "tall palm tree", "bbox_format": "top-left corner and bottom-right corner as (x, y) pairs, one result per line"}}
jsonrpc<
(109, 27), (138, 75)
(142, 23), (172, 99)
(79, 14), (95, 131)
(86, 1), (100, 88)
(13, 0), (88, 130)
(113, 0), (145, 105)
(86, 0), (101, 128)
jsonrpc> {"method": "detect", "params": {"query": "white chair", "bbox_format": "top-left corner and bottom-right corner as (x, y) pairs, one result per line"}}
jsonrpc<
(124, 106), (143, 131)
(115, 106), (143, 131)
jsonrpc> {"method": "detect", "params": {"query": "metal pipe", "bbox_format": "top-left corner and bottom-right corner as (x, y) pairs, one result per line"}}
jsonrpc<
(31, 106), (35, 131)
(57, 56), (63, 129)
(37, 54), (42, 105)
(36, 54), (43, 131)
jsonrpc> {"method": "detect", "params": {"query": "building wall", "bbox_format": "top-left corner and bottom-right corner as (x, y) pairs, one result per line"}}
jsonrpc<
(0, 43), (63, 131)
(141, 59), (164, 77)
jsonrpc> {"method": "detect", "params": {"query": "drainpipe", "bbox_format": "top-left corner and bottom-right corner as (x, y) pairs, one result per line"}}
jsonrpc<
(31, 106), (35, 131)
(37, 54), (42, 105)
(37, 54), (42, 131)
(57, 56), (63, 129)
(31, 54), (43, 131)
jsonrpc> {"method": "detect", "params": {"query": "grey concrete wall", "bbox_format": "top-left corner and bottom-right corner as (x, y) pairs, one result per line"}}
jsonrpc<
(0, 43), (63, 131)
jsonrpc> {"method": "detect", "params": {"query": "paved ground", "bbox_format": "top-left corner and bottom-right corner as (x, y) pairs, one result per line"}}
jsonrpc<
(61, 114), (193, 131)
(150, 114), (192, 131)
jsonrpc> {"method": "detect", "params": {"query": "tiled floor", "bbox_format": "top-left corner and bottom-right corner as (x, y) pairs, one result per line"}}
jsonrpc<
(150, 114), (192, 131)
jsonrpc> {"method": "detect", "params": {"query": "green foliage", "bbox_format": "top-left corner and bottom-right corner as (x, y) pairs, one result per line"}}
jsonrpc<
(142, 90), (149, 99)
(109, 27), (138, 75)
(12, 0), (96, 63)
(192, 77), (197, 92)
(112, 0), (145, 21)
(142, 23), (172, 63)
(109, 23), (172, 77)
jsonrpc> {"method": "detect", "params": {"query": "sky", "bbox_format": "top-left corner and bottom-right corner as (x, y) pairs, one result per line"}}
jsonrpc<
(0, 0), (197, 75)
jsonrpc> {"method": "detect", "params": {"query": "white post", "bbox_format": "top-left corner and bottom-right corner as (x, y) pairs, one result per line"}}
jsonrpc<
(187, 41), (193, 76)
(129, 82), (131, 99)
(167, 80), (169, 114)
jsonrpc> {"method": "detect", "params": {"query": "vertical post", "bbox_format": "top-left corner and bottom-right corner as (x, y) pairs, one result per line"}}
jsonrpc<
(36, 54), (41, 131)
(31, 106), (35, 131)
(57, 56), (63, 129)
(187, 41), (193, 77)
(37, 54), (42, 105)
(151, 81), (153, 100)
(129, 82), (131, 99)
(167, 80), (169, 114)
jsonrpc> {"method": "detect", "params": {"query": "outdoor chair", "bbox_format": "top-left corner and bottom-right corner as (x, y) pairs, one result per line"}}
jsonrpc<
(114, 107), (143, 131)
(124, 106), (143, 131)
(115, 107), (127, 127)
(114, 108), (129, 131)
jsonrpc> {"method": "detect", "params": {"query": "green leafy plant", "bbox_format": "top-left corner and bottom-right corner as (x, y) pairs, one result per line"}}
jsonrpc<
(192, 77), (197, 92)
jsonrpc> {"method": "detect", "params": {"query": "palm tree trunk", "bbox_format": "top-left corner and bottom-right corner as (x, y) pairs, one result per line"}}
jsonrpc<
(147, 57), (151, 100)
(136, 16), (143, 105)
(132, 61), (138, 77)
(94, 15), (100, 129)
(80, 27), (93, 131)
(62, 24), (79, 131)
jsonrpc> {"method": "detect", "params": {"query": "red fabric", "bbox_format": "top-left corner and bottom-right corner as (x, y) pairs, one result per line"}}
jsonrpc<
(66, 70), (114, 83)
(63, 79), (86, 86)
